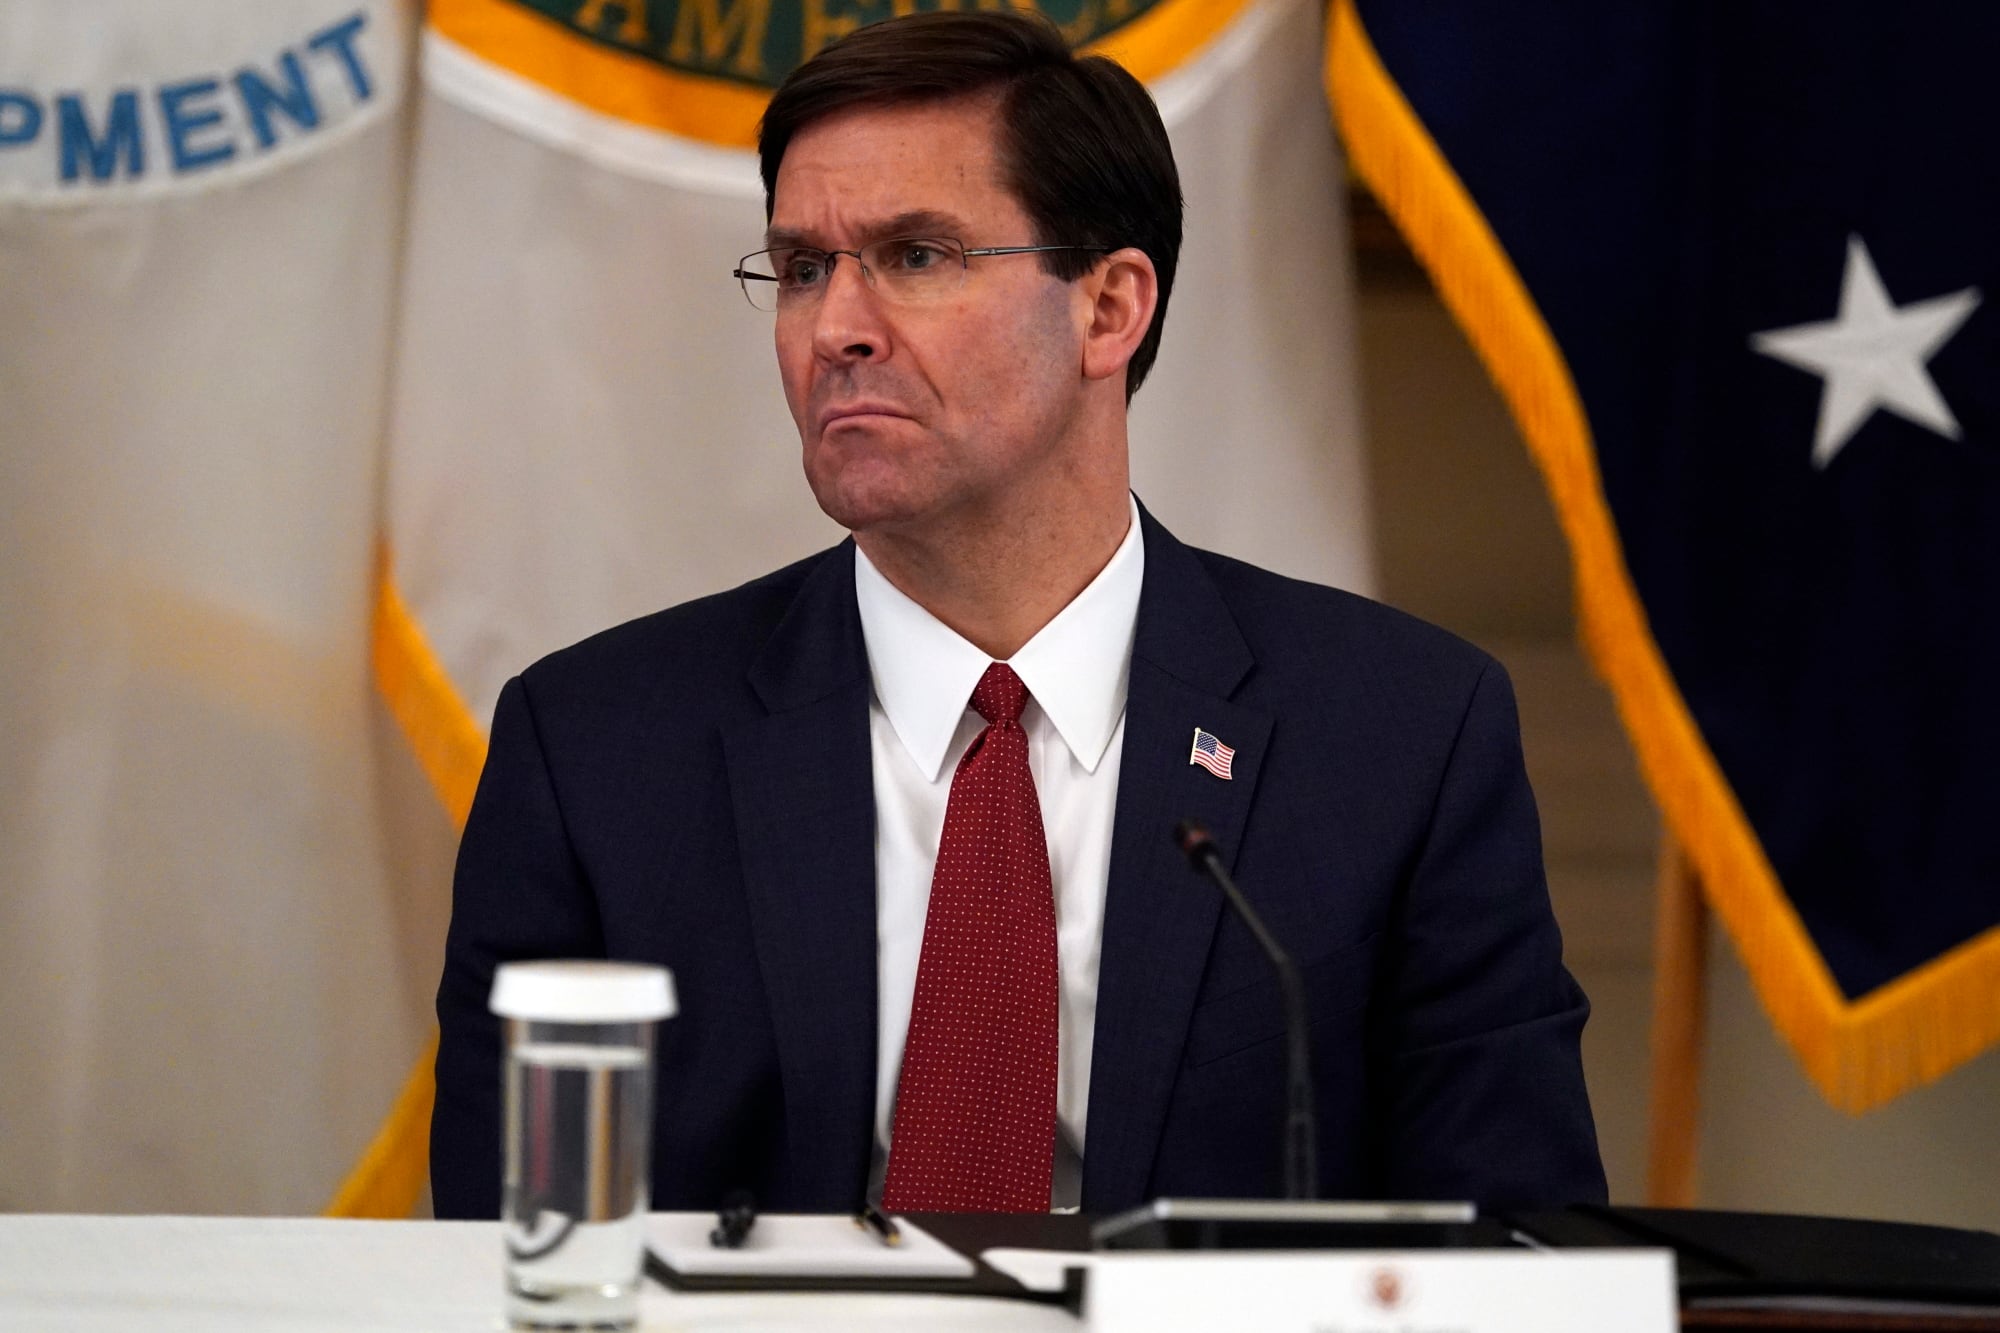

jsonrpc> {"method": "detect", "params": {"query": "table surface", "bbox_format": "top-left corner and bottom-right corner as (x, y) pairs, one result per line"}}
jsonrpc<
(5, 1213), (1998, 1333)
(0, 1214), (1078, 1333)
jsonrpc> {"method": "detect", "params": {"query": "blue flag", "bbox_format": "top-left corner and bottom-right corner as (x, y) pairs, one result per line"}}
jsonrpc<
(1329, 0), (1999, 1110)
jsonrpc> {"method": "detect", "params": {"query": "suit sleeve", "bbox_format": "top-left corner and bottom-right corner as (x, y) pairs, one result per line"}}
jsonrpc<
(1374, 658), (1608, 1208)
(431, 674), (606, 1219)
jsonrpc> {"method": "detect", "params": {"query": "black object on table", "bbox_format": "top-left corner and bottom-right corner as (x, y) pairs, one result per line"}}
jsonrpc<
(1510, 1207), (2000, 1319)
(708, 1190), (757, 1250)
(645, 1204), (2000, 1331)
(644, 1210), (1091, 1309)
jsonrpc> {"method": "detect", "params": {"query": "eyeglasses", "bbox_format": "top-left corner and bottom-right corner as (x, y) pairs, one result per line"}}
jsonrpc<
(732, 236), (1110, 312)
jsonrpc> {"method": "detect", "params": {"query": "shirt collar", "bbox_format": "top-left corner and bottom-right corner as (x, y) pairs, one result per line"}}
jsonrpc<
(853, 494), (1146, 782)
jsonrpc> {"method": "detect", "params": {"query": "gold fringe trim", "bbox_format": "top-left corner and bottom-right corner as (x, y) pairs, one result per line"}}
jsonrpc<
(429, 0), (1255, 149)
(1325, 0), (2000, 1112)
(1089, 0), (1255, 86)
(325, 551), (493, 1217)
(370, 551), (489, 829)
(323, 1033), (441, 1218)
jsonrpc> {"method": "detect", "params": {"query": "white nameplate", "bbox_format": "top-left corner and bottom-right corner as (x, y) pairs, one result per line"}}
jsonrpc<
(1087, 1249), (1675, 1333)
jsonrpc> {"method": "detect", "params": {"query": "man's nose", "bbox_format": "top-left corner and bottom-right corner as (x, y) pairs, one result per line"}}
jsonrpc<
(810, 254), (887, 362)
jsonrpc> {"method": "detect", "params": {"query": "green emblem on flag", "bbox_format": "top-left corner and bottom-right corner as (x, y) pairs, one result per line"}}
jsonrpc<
(517, 0), (1166, 90)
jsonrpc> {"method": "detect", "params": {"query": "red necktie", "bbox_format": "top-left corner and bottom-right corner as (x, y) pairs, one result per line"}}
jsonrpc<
(882, 662), (1059, 1212)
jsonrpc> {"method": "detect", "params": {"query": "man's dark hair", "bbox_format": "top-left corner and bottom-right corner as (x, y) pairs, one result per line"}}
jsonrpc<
(758, 11), (1183, 400)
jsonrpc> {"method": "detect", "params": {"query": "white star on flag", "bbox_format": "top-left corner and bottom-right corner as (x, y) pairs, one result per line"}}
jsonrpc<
(1750, 234), (1980, 469)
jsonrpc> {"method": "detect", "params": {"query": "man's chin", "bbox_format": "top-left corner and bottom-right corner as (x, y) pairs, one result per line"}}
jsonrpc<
(803, 459), (938, 535)
(809, 486), (926, 535)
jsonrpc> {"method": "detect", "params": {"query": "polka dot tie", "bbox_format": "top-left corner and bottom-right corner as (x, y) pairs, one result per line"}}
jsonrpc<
(881, 662), (1058, 1213)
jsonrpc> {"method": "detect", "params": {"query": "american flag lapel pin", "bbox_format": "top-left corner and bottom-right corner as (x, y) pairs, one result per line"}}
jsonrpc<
(1189, 727), (1236, 780)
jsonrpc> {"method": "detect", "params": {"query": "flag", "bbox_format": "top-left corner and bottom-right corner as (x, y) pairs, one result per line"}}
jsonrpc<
(0, 0), (427, 1212)
(1329, 0), (1999, 1110)
(369, 0), (1375, 1199)
(1190, 728), (1236, 780)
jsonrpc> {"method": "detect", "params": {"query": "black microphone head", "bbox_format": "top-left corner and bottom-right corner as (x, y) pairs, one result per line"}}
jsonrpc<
(1174, 818), (1218, 867)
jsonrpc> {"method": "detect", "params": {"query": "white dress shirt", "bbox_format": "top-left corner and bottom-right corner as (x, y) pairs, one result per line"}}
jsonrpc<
(855, 496), (1144, 1210)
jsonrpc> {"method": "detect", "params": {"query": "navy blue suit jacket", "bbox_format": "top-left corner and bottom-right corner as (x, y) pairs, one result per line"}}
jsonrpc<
(431, 506), (1605, 1218)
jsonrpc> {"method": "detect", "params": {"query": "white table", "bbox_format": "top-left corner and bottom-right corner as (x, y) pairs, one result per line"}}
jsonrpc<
(0, 1215), (1077, 1332)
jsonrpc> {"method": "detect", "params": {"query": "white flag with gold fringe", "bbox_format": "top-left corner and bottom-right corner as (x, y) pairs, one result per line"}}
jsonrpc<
(0, 0), (428, 1215)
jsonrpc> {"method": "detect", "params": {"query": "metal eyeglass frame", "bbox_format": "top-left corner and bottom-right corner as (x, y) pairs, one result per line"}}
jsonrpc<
(732, 237), (1112, 310)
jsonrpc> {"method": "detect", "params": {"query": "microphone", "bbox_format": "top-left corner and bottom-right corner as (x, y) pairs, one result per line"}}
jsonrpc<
(1175, 819), (1319, 1201)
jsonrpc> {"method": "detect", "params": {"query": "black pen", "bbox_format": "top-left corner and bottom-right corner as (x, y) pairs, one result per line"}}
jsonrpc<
(710, 1189), (757, 1249)
(854, 1202), (902, 1247)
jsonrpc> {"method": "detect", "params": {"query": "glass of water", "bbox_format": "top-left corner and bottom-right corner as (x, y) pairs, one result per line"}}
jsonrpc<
(490, 961), (675, 1331)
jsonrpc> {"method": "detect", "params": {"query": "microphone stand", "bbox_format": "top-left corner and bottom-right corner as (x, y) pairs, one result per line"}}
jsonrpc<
(1175, 819), (1318, 1201)
(1087, 823), (1481, 1253)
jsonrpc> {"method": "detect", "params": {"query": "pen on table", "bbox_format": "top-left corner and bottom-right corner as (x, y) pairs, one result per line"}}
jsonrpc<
(709, 1190), (757, 1249)
(854, 1202), (902, 1247)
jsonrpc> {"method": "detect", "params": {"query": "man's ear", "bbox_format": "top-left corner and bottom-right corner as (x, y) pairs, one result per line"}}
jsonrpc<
(1079, 247), (1158, 384)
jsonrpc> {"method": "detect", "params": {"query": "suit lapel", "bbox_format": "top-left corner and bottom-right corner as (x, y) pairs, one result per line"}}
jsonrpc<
(722, 543), (879, 1209)
(1083, 509), (1272, 1209)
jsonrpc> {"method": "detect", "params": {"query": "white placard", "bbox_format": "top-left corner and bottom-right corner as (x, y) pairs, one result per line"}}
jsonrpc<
(1087, 1249), (1676, 1333)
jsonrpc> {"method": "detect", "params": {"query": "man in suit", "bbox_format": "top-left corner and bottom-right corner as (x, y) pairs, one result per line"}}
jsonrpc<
(432, 10), (1605, 1219)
